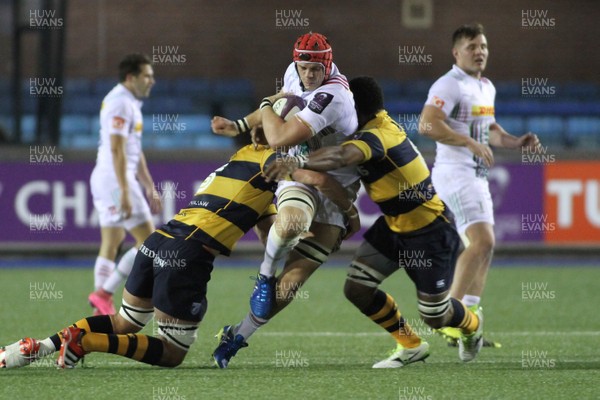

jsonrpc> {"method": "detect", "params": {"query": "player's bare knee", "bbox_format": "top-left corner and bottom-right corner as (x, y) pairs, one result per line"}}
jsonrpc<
(110, 313), (143, 334)
(118, 299), (154, 331)
(343, 279), (376, 310)
(158, 341), (187, 368)
(275, 188), (315, 239)
(472, 237), (494, 258)
(417, 292), (452, 329)
(156, 319), (198, 367)
(274, 208), (309, 239)
(345, 260), (386, 309)
(467, 227), (495, 257)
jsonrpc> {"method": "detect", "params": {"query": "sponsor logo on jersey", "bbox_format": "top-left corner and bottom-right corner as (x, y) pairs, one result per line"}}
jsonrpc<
(471, 105), (495, 116)
(134, 122), (143, 132)
(308, 92), (334, 114)
(112, 116), (125, 130)
(433, 96), (445, 109)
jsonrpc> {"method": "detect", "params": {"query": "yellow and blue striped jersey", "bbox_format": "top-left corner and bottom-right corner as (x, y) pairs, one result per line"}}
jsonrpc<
(342, 111), (446, 233)
(159, 145), (277, 255)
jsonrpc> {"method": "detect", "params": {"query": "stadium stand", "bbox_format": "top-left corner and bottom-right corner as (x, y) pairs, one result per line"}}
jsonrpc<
(0, 79), (597, 149)
(525, 116), (565, 146)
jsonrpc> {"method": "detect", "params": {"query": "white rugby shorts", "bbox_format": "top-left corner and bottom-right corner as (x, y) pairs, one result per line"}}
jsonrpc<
(90, 167), (152, 229)
(431, 164), (494, 234)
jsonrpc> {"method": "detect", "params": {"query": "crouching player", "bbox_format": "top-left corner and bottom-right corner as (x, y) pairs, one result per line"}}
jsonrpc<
(265, 76), (485, 366)
(0, 144), (356, 369)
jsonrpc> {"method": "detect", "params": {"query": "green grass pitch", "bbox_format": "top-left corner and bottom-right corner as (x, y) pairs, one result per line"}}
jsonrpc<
(1, 263), (599, 399)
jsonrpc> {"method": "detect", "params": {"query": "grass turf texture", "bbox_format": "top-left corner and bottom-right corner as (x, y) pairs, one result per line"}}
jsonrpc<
(1, 265), (599, 400)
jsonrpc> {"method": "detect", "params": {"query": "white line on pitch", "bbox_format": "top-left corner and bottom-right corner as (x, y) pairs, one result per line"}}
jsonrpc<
(259, 331), (600, 337)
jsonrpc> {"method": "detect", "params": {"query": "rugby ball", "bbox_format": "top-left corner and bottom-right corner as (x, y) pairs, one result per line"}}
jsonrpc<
(272, 95), (306, 121)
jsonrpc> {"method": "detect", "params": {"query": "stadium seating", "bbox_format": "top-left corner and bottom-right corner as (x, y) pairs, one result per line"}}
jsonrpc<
(566, 117), (600, 147)
(494, 81), (522, 99)
(496, 116), (525, 134)
(177, 115), (212, 134)
(402, 80), (432, 98)
(70, 135), (99, 149)
(1, 79), (598, 150)
(212, 79), (254, 101)
(91, 116), (101, 136)
(560, 82), (599, 100)
(220, 101), (254, 120)
(525, 116), (564, 146)
(143, 96), (195, 114)
(194, 133), (235, 149)
(63, 96), (101, 114)
(92, 78), (118, 96)
(21, 115), (36, 143)
(60, 115), (92, 147)
(378, 79), (404, 99)
(64, 79), (92, 96)
(171, 78), (212, 101)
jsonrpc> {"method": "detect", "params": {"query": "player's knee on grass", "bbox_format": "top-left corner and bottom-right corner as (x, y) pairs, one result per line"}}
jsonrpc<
(155, 340), (189, 368)
(156, 319), (198, 365)
(417, 291), (452, 329)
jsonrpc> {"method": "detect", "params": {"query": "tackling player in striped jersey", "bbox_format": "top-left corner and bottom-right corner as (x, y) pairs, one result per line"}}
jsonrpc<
(0, 144), (356, 369)
(265, 76), (485, 366)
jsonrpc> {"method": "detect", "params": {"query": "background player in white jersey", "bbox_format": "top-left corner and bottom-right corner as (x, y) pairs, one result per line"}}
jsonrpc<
(418, 23), (540, 342)
(211, 32), (359, 368)
(88, 54), (162, 316)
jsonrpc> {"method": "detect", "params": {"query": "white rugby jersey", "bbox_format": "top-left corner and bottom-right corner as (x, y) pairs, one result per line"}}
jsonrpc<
(425, 64), (496, 176)
(282, 62), (359, 187)
(95, 84), (144, 173)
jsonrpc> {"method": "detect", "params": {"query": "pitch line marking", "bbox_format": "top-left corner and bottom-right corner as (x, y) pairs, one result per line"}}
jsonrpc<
(260, 331), (600, 337)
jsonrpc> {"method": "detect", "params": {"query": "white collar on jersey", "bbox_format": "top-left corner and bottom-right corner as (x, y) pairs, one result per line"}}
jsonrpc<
(116, 83), (144, 106)
(452, 64), (487, 84)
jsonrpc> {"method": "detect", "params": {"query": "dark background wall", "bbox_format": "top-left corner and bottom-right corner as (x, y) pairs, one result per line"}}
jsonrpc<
(3, 0), (597, 99)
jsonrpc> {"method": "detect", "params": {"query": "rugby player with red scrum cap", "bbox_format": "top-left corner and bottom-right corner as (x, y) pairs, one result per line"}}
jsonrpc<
(211, 32), (360, 368)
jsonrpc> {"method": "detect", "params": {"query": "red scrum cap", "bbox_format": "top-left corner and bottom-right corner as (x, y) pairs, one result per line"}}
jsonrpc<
(293, 32), (333, 80)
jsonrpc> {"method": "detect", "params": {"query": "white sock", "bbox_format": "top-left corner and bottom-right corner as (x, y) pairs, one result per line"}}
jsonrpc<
(258, 225), (299, 277)
(102, 247), (137, 294)
(39, 337), (59, 355)
(93, 256), (115, 290)
(462, 295), (481, 308)
(234, 312), (268, 340)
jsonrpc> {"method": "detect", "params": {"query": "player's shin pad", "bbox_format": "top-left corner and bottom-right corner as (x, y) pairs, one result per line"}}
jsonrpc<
(346, 261), (387, 288)
(157, 323), (198, 352)
(118, 299), (154, 329)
